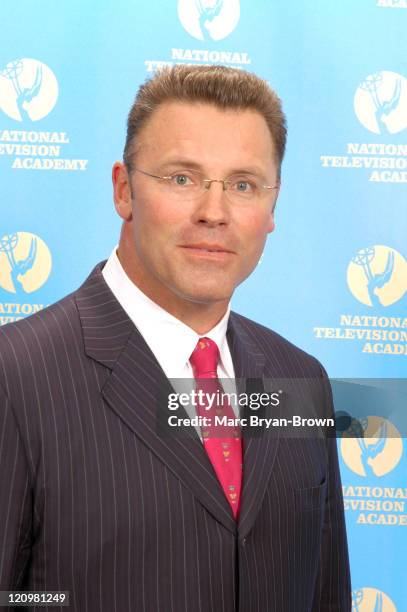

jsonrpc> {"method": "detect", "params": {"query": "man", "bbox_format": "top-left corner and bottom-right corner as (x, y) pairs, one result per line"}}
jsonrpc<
(0, 65), (351, 611)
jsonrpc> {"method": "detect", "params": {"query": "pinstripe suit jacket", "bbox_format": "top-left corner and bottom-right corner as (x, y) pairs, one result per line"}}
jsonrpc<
(0, 263), (351, 611)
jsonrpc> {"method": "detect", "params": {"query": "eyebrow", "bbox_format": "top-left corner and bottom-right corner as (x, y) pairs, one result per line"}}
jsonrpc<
(156, 158), (270, 180)
(157, 159), (202, 172)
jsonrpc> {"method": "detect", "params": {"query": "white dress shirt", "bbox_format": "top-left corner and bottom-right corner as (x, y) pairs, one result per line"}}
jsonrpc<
(102, 248), (238, 435)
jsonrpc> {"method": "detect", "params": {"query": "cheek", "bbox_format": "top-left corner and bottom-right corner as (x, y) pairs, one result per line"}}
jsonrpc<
(237, 209), (273, 248)
(131, 195), (184, 245)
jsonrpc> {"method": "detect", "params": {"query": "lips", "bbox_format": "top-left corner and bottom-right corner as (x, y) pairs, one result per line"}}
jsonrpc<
(180, 243), (234, 253)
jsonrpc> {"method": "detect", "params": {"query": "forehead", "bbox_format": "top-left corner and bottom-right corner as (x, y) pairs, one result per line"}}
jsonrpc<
(134, 101), (276, 171)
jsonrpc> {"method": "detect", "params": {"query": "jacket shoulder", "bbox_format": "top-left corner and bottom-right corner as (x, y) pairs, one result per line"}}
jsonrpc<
(0, 291), (81, 383)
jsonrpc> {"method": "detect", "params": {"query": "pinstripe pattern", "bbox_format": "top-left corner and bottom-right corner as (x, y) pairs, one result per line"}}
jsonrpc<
(0, 263), (351, 611)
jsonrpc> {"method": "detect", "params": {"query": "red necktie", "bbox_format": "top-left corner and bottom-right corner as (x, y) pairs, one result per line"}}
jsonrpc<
(190, 337), (242, 519)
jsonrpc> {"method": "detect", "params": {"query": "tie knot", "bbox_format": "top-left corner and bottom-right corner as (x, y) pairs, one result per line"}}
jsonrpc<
(190, 337), (220, 378)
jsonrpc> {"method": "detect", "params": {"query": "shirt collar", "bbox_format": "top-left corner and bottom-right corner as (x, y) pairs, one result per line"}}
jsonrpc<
(102, 247), (233, 379)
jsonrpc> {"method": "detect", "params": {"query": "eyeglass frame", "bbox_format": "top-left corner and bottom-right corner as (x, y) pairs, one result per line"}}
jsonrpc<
(130, 166), (280, 200)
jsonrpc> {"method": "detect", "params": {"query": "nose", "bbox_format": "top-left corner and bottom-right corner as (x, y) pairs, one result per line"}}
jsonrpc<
(192, 180), (230, 227)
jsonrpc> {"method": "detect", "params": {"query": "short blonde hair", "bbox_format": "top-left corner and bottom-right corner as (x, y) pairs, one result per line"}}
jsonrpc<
(123, 64), (286, 176)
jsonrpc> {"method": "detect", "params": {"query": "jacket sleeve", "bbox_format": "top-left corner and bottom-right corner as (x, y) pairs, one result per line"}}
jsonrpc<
(311, 366), (352, 611)
(0, 383), (33, 589)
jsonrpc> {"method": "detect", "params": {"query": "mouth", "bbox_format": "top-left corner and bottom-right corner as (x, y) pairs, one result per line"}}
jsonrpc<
(179, 244), (235, 262)
(180, 243), (235, 254)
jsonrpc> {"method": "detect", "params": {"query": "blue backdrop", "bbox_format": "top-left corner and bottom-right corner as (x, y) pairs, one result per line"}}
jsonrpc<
(1, 1), (406, 609)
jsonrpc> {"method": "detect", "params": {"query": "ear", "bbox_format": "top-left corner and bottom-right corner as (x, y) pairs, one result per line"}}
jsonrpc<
(112, 162), (132, 221)
(267, 215), (275, 234)
(267, 183), (280, 233)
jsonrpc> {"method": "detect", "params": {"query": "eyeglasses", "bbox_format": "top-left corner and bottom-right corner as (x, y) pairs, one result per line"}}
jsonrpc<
(132, 167), (279, 203)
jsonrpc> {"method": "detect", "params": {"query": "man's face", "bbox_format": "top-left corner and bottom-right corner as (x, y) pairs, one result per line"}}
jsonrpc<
(114, 101), (279, 308)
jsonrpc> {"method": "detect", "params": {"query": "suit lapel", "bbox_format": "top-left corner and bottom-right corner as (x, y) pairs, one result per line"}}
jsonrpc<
(227, 314), (281, 540)
(76, 264), (236, 534)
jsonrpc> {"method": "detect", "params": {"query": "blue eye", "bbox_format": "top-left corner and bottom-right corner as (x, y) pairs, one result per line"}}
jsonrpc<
(230, 178), (258, 194)
(172, 174), (192, 186)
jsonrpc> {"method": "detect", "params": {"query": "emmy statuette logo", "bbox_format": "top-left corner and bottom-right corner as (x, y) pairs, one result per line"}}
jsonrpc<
(0, 58), (59, 122)
(354, 71), (407, 135)
(178, 0), (240, 41)
(341, 416), (403, 478)
(0, 232), (52, 294)
(347, 246), (407, 308)
(352, 587), (397, 611)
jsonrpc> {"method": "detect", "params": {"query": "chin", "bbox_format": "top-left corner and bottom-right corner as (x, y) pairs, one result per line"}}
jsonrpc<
(176, 284), (232, 304)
